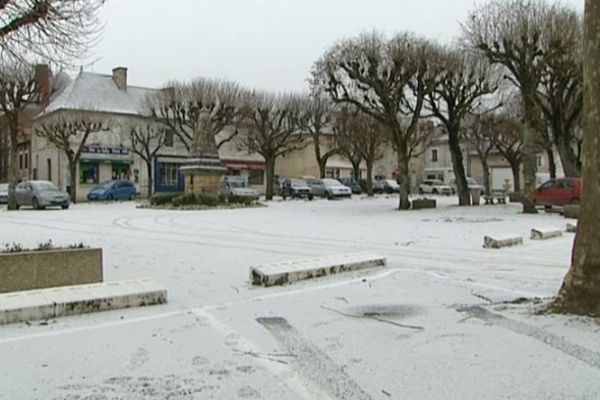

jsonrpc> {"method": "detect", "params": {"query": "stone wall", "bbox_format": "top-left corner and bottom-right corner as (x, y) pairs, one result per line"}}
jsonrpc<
(0, 248), (103, 293)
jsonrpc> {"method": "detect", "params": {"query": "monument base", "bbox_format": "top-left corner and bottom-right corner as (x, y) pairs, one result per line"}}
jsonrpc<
(180, 158), (228, 197)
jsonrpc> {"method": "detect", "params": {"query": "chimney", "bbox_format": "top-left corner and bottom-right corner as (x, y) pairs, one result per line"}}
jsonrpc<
(112, 67), (128, 91)
(34, 64), (51, 105)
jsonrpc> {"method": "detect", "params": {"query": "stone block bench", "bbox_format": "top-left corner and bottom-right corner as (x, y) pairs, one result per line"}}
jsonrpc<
(563, 205), (580, 219)
(530, 227), (563, 240)
(483, 191), (507, 205)
(0, 278), (167, 325)
(250, 252), (386, 287)
(483, 234), (523, 249)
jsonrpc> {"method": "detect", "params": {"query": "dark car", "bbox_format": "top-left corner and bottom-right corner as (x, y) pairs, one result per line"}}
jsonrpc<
(359, 179), (384, 194)
(381, 179), (400, 194)
(281, 179), (313, 200)
(534, 178), (581, 209)
(338, 178), (362, 195)
(87, 180), (137, 201)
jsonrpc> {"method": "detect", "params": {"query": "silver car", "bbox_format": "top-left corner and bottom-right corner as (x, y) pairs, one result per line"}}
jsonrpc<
(309, 178), (352, 199)
(15, 180), (70, 209)
(0, 183), (7, 204)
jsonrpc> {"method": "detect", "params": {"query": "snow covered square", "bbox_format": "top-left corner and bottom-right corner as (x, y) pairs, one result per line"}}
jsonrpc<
(0, 196), (597, 400)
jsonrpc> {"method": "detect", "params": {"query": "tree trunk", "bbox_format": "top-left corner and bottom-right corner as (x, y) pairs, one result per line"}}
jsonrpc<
(546, 147), (557, 179)
(68, 161), (77, 203)
(318, 158), (327, 179)
(554, 0), (600, 316)
(351, 161), (361, 181)
(556, 136), (581, 177)
(366, 161), (374, 197)
(510, 160), (522, 194)
(481, 156), (491, 196)
(396, 151), (411, 210)
(448, 128), (471, 206)
(7, 129), (18, 210)
(146, 160), (153, 198)
(264, 157), (276, 200)
(521, 95), (538, 214)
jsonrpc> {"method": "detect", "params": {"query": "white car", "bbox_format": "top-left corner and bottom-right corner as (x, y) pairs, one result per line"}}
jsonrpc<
(450, 177), (485, 195)
(309, 179), (352, 199)
(418, 180), (452, 195)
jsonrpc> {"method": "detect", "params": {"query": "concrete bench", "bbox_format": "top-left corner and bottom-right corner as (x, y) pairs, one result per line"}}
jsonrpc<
(0, 278), (167, 325)
(531, 227), (563, 240)
(483, 234), (523, 249)
(566, 223), (577, 233)
(250, 252), (386, 287)
(483, 191), (507, 205)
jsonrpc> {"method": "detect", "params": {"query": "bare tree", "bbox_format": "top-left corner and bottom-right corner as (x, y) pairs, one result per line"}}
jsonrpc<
(312, 32), (436, 209)
(35, 113), (107, 202)
(553, 0), (600, 316)
(333, 107), (364, 182)
(0, 63), (36, 210)
(425, 47), (497, 205)
(129, 122), (167, 197)
(0, 0), (105, 64)
(299, 94), (338, 178)
(149, 78), (246, 153)
(464, 113), (498, 196)
(464, 0), (576, 213)
(237, 92), (307, 200)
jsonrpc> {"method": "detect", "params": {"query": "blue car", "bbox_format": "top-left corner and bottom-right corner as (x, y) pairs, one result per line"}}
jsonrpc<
(87, 180), (137, 201)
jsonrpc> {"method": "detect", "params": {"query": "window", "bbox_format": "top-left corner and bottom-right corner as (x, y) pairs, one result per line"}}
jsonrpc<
(19, 154), (23, 169)
(539, 180), (556, 191)
(80, 162), (99, 184)
(431, 149), (438, 163)
(165, 131), (174, 147)
(24, 152), (28, 169)
(160, 162), (180, 186)
(47, 158), (52, 181)
(248, 170), (264, 185)
(326, 168), (341, 179)
(536, 154), (544, 168)
(112, 164), (131, 180)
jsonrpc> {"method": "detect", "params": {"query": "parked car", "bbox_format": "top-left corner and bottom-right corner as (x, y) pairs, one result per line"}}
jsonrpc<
(338, 178), (362, 194)
(534, 178), (581, 209)
(87, 180), (137, 201)
(309, 178), (352, 199)
(382, 179), (400, 194)
(15, 180), (70, 209)
(281, 179), (313, 200)
(450, 177), (485, 195)
(222, 176), (260, 200)
(419, 179), (452, 195)
(0, 183), (7, 204)
(359, 179), (384, 194)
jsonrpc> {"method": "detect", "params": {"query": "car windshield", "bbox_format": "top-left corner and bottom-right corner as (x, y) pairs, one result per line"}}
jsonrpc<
(290, 179), (307, 187)
(228, 181), (246, 188)
(35, 182), (59, 191)
(322, 179), (342, 187)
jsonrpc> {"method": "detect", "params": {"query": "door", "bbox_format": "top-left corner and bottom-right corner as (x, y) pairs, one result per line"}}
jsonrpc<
(535, 180), (557, 206)
(555, 179), (575, 205)
(312, 181), (325, 196)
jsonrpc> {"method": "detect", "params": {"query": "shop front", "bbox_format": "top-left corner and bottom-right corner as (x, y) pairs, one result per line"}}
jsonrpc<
(79, 146), (133, 200)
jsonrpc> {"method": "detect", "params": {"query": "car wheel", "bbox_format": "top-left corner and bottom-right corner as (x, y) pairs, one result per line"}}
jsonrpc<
(129, 193), (135, 201)
(432, 189), (438, 195)
(282, 195), (287, 201)
(61, 204), (69, 209)
(308, 194), (314, 201)
(570, 198), (580, 205)
(327, 192), (332, 200)
(32, 197), (41, 210)
(106, 194), (113, 201)
(544, 205), (552, 212)
(418, 188), (424, 195)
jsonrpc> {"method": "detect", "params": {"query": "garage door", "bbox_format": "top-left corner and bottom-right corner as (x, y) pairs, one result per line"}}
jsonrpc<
(491, 167), (514, 191)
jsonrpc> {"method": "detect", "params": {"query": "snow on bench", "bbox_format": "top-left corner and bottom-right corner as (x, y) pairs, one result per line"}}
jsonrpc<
(0, 278), (167, 326)
(250, 252), (387, 287)
(566, 223), (577, 233)
(530, 227), (563, 240)
(483, 234), (523, 249)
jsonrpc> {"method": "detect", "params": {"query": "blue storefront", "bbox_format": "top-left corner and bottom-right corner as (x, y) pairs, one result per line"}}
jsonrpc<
(154, 157), (185, 193)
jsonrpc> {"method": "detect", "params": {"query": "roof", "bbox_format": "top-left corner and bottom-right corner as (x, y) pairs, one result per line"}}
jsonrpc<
(40, 71), (158, 117)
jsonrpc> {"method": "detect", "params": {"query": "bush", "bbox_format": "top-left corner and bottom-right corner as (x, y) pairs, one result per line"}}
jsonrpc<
(150, 192), (181, 206)
(196, 194), (219, 207)
(227, 195), (255, 206)
(172, 193), (197, 207)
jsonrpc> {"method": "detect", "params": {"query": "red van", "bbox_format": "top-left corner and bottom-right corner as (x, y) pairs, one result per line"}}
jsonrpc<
(534, 178), (581, 209)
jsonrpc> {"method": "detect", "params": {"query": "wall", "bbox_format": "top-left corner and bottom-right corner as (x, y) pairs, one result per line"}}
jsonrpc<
(0, 248), (103, 293)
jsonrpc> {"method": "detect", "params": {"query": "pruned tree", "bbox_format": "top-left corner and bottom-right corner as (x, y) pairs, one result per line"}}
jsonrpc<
(535, 9), (583, 177)
(149, 78), (247, 153)
(425, 47), (497, 205)
(129, 122), (167, 197)
(0, 0), (105, 64)
(333, 107), (364, 182)
(35, 113), (107, 202)
(464, 113), (498, 196)
(0, 63), (36, 210)
(553, 0), (600, 316)
(237, 92), (307, 200)
(464, 0), (576, 213)
(299, 94), (338, 178)
(312, 31), (436, 209)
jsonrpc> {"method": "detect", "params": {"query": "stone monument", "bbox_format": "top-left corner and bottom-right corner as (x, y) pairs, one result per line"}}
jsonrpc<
(179, 106), (228, 196)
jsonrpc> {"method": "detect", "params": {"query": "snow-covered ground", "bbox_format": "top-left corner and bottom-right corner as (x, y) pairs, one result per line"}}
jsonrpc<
(0, 196), (598, 400)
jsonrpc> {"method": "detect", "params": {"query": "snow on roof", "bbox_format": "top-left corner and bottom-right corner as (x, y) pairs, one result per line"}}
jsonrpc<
(41, 71), (158, 117)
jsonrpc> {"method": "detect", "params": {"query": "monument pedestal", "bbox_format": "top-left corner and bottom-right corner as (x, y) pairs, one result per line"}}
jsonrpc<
(179, 157), (228, 197)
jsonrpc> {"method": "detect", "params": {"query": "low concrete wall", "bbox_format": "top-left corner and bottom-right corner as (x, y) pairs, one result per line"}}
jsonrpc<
(564, 205), (580, 219)
(0, 248), (103, 294)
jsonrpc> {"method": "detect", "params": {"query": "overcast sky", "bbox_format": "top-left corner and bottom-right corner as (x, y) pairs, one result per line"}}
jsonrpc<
(87, 0), (584, 92)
